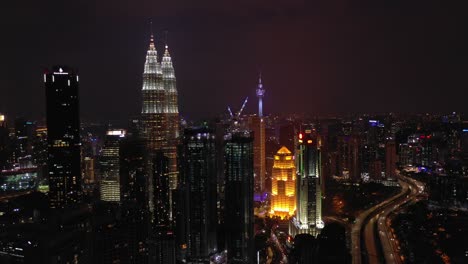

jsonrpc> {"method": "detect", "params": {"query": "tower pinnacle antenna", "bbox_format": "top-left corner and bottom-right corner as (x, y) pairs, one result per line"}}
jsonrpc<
(150, 19), (153, 38)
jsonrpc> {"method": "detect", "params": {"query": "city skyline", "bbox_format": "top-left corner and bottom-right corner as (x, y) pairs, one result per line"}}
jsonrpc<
(1, 2), (468, 264)
(1, 1), (468, 121)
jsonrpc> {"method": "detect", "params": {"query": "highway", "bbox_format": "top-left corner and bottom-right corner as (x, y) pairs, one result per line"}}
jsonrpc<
(363, 215), (380, 263)
(359, 173), (423, 264)
(376, 175), (424, 264)
(0, 190), (32, 202)
(351, 172), (424, 264)
(351, 181), (409, 264)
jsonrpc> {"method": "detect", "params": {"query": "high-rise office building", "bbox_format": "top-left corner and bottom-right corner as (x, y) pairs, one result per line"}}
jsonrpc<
(44, 66), (82, 209)
(148, 230), (176, 264)
(120, 133), (150, 263)
(248, 116), (266, 195)
(279, 122), (296, 154)
(290, 129), (324, 237)
(385, 139), (397, 179)
(271, 146), (296, 218)
(0, 113), (9, 170)
(120, 133), (148, 205)
(369, 160), (383, 181)
(171, 187), (188, 262)
(13, 118), (36, 166)
(33, 126), (49, 167)
(83, 157), (95, 184)
(100, 129), (126, 203)
(224, 131), (254, 263)
(462, 124), (468, 159)
(181, 127), (217, 258)
(338, 135), (361, 181)
(349, 135), (361, 182)
(214, 122), (227, 253)
(147, 151), (176, 264)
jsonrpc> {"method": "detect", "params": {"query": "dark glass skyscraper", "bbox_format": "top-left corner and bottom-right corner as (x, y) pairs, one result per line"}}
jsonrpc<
(151, 151), (171, 229)
(0, 113), (10, 170)
(44, 66), (82, 209)
(181, 127), (217, 258)
(224, 131), (254, 263)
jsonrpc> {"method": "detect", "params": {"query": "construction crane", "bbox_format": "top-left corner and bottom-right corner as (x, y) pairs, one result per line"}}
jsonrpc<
(226, 97), (248, 129)
(227, 106), (234, 119)
(237, 97), (248, 118)
(227, 97), (248, 119)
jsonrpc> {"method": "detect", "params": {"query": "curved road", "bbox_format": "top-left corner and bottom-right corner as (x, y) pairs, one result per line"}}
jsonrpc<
(352, 173), (424, 264)
(376, 175), (424, 264)
(351, 180), (409, 264)
(0, 190), (32, 202)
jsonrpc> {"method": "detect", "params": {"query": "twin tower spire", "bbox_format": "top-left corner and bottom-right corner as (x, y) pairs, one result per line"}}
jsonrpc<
(141, 28), (178, 115)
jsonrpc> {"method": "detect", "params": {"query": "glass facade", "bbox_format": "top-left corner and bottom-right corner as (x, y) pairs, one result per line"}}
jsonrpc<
(224, 131), (254, 263)
(44, 66), (82, 209)
(290, 130), (324, 236)
(181, 128), (218, 258)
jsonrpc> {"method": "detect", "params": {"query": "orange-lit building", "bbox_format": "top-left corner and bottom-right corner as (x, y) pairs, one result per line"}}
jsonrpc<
(271, 146), (296, 218)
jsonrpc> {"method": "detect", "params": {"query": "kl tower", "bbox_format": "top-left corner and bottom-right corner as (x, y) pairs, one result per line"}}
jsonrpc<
(256, 73), (265, 117)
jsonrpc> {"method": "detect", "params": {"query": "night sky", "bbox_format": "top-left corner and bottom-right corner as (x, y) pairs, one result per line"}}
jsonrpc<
(1, 0), (467, 122)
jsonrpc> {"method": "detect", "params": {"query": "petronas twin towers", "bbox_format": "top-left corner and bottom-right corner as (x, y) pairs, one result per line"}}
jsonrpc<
(141, 33), (179, 189)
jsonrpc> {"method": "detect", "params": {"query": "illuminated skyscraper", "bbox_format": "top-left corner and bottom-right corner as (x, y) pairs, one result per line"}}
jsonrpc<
(271, 146), (296, 218)
(44, 66), (82, 209)
(224, 131), (254, 263)
(0, 114), (9, 170)
(290, 129), (324, 237)
(100, 129), (126, 203)
(256, 74), (265, 118)
(140, 31), (180, 208)
(140, 33), (166, 152)
(162, 44), (180, 191)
